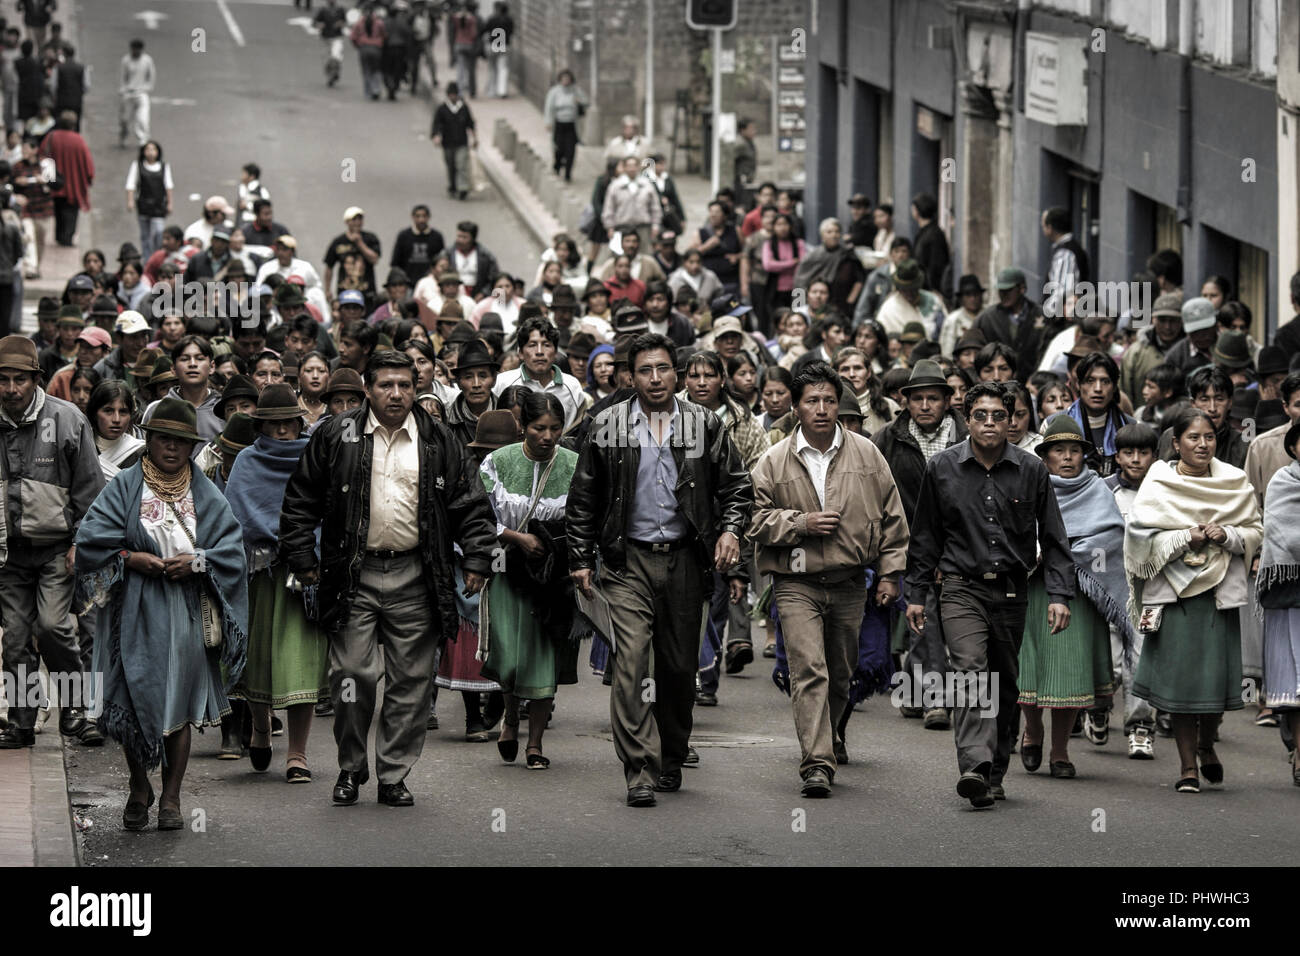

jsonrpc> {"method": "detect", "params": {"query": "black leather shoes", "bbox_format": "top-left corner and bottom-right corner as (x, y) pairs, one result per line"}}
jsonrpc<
(378, 781), (414, 806)
(59, 708), (105, 746)
(801, 767), (832, 797)
(0, 725), (35, 749)
(332, 768), (370, 805)
(653, 769), (682, 792)
(626, 785), (656, 807)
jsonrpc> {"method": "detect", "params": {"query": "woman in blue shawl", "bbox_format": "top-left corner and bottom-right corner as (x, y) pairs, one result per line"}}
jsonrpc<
(225, 384), (327, 783)
(75, 398), (249, 832)
(1017, 414), (1127, 778)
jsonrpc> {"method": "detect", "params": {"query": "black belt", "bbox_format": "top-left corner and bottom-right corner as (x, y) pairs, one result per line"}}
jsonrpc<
(944, 571), (1026, 590)
(364, 548), (418, 560)
(628, 538), (687, 553)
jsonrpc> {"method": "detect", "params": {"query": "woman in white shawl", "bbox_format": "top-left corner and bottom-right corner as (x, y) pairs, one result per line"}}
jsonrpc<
(1124, 408), (1262, 794)
(1256, 420), (1300, 785)
(87, 381), (146, 480)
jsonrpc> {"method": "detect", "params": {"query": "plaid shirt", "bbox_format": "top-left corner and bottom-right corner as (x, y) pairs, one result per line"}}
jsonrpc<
(909, 415), (954, 463)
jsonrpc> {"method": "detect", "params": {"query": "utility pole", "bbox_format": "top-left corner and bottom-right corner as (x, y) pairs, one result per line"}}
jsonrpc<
(645, 0), (655, 142)
(710, 28), (736, 197)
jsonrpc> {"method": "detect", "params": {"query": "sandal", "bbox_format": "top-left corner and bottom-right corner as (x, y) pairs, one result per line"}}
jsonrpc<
(497, 715), (519, 763)
(1197, 749), (1224, 785)
(249, 722), (272, 773)
(286, 765), (312, 784)
(1176, 768), (1200, 793)
(525, 746), (550, 770)
(122, 784), (155, 831)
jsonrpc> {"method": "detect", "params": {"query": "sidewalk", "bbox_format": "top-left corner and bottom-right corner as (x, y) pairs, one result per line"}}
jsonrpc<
(451, 51), (714, 256)
(0, 731), (80, 867)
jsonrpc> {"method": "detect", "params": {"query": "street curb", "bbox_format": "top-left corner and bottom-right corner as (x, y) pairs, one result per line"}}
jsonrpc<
(31, 739), (79, 867)
(475, 131), (564, 252)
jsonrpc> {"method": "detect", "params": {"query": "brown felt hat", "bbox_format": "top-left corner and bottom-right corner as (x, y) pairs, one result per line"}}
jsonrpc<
(468, 409), (521, 451)
(0, 335), (41, 373)
(250, 383), (304, 421)
(322, 367), (366, 402)
(143, 397), (199, 442)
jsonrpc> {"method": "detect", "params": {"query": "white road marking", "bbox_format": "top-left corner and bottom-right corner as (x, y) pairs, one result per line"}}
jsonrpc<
(287, 16), (320, 37)
(216, 0), (246, 47)
(133, 10), (168, 30)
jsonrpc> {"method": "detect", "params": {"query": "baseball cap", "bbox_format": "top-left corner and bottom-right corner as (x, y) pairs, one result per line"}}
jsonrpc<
(77, 327), (112, 349)
(711, 316), (745, 339)
(343, 206), (365, 222)
(338, 290), (366, 307)
(995, 267), (1026, 290)
(68, 274), (95, 292)
(212, 227), (231, 242)
(114, 310), (150, 336)
(709, 294), (752, 319)
(1181, 296), (1217, 333)
(276, 235), (297, 250)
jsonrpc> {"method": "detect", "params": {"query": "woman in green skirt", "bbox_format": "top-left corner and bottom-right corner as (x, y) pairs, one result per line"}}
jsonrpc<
(1018, 414), (1125, 778)
(480, 392), (578, 769)
(1125, 408), (1262, 794)
(226, 385), (328, 783)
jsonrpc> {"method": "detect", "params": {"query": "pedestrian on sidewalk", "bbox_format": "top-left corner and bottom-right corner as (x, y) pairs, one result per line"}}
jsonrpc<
(604, 115), (652, 164)
(450, 3), (480, 98)
(225, 385), (327, 783)
(749, 361), (908, 796)
(0, 334), (105, 753)
(431, 82), (477, 200)
(567, 332), (754, 807)
(905, 381), (1074, 809)
(312, 0), (347, 88)
(16, 39), (44, 125)
(601, 156), (660, 259)
(543, 69), (587, 183)
(279, 350), (498, 808)
(40, 110), (91, 247)
(118, 39), (154, 148)
(74, 397), (249, 830)
(124, 140), (173, 260)
(479, 391), (577, 769)
(349, 6), (386, 102)
(51, 44), (86, 132)
(584, 159), (618, 268)
(482, 2), (513, 97)
(12, 134), (53, 279)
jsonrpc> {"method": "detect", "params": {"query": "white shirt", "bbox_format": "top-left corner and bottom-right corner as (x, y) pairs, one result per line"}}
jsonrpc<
(120, 53), (156, 94)
(124, 160), (174, 192)
(454, 247), (479, 291)
(255, 257), (324, 294)
(493, 365), (588, 431)
(364, 409), (420, 551)
(794, 424), (843, 509)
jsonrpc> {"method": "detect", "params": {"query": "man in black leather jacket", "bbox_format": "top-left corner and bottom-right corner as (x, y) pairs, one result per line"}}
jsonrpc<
(279, 350), (497, 808)
(567, 332), (753, 807)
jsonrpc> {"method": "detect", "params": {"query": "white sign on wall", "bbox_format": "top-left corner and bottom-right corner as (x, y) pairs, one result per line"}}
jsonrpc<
(1024, 32), (1088, 126)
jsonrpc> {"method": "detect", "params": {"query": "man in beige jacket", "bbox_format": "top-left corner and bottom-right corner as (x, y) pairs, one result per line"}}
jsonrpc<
(748, 361), (910, 797)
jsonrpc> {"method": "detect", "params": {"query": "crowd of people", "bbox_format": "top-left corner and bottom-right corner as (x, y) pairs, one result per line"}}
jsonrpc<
(2, 1), (1300, 831)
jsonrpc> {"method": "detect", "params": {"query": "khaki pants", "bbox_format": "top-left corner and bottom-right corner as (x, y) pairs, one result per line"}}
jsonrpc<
(328, 553), (438, 784)
(772, 574), (865, 778)
(601, 544), (707, 789)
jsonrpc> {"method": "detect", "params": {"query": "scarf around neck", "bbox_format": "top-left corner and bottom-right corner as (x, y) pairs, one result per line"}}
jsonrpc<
(1050, 469), (1136, 644)
(1066, 399), (1124, 457)
(1257, 459), (1300, 609)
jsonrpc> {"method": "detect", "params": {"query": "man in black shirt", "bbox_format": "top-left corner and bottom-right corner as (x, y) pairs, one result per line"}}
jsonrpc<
(240, 198), (289, 248)
(322, 205), (382, 299)
(905, 381), (1074, 809)
(390, 203), (444, 282)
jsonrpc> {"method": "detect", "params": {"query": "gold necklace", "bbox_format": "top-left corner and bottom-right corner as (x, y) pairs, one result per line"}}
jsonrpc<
(142, 457), (192, 501)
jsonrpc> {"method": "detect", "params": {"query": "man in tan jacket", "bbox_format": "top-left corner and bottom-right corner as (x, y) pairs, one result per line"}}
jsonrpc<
(748, 361), (910, 797)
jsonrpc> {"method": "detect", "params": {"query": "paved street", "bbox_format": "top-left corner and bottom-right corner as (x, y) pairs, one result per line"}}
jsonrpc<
(79, 0), (536, 295)
(52, 0), (1300, 868)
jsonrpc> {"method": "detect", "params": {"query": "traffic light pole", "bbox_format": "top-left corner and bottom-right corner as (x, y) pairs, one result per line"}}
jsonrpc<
(711, 27), (722, 196)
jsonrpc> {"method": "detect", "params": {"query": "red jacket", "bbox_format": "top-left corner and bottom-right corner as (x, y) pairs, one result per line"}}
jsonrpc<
(41, 128), (94, 211)
(350, 16), (386, 48)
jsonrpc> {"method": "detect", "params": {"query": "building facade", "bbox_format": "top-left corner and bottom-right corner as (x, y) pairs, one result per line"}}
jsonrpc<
(807, 0), (1282, 338)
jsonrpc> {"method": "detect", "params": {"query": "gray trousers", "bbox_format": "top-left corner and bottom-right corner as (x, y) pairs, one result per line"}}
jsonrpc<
(443, 145), (470, 195)
(939, 577), (1027, 784)
(772, 574), (865, 778)
(601, 545), (707, 789)
(329, 553), (437, 785)
(0, 542), (81, 730)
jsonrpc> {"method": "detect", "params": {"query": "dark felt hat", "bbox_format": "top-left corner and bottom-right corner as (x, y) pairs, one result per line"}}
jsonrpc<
(321, 367), (366, 402)
(899, 359), (952, 396)
(565, 331), (597, 362)
(1212, 330), (1252, 370)
(214, 374), (259, 419)
(216, 413), (257, 455)
(456, 339), (498, 372)
(147, 355), (177, 389)
(550, 284), (579, 309)
(1035, 412), (1095, 457)
(468, 409), (521, 451)
(1255, 398), (1289, 433)
(250, 383), (304, 421)
(1257, 345), (1289, 377)
(891, 259), (923, 291)
(143, 396), (199, 442)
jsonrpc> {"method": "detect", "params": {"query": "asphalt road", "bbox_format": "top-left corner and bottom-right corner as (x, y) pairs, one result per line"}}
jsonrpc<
(80, 0), (536, 290)
(62, 1), (1300, 867)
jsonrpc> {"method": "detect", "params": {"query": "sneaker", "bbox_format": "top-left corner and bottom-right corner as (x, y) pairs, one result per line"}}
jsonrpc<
(1128, 726), (1155, 759)
(922, 708), (951, 730)
(1083, 710), (1109, 746)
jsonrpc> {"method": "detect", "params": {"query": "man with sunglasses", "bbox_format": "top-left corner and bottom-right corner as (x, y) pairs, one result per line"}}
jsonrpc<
(904, 381), (1074, 809)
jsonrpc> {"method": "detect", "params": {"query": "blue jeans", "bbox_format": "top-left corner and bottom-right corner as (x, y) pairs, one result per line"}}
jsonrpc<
(138, 215), (165, 259)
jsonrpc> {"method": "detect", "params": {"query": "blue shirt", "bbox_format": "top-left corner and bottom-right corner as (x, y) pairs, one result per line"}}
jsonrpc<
(627, 399), (689, 543)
